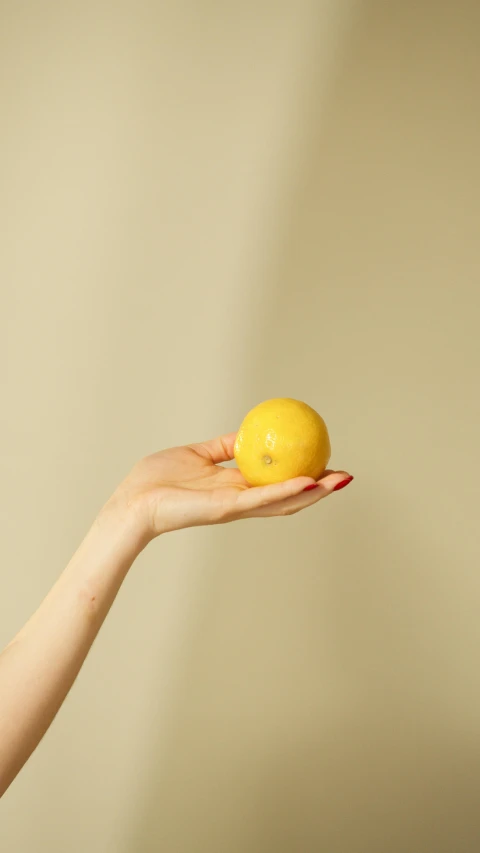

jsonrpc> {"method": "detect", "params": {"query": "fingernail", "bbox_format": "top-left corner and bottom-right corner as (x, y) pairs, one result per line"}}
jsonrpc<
(303, 483), (319, 492)
(333, 475), (354, 492)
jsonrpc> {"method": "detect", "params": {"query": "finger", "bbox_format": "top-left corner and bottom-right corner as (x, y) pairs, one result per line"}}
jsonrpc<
(235, 475), (317, 513)
(189, 433), (237, 464)
(239, 471), (353, 517)
(312, 471), (353, 494)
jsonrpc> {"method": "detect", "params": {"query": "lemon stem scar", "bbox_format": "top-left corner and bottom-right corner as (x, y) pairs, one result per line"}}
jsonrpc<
(263, 455), (273, 465)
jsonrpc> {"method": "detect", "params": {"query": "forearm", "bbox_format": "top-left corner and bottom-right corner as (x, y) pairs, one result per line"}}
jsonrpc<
(0, 501), (148, 797)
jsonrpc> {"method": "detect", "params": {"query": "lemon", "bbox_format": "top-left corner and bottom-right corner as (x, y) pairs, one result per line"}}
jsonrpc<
(234, 398), (331, 486)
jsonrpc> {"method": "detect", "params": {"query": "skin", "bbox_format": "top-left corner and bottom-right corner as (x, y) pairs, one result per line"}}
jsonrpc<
(0, 432), (352, 797)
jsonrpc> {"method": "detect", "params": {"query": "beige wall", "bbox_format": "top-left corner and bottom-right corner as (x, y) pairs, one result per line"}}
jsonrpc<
(1, 1), (480, 851)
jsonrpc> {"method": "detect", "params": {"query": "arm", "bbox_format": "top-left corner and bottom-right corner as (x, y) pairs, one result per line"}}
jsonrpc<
(0, 433), (352, 796)
(0, 505), (147, 797)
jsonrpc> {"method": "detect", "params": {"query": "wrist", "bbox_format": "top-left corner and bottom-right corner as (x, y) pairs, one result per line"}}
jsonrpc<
(95, 495), (153, 559)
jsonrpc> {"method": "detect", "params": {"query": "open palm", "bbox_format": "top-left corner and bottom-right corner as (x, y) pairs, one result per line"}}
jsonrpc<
(115, 433), (352, 538)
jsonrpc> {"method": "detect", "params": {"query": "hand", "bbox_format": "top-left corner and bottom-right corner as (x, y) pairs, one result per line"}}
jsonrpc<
(0, 433), (351, 797)
(109, 433), (353, 540)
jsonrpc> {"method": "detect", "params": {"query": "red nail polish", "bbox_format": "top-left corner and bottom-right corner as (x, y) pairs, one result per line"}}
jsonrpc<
(303, 483), (319, 492)
(333, 476), (354, 492)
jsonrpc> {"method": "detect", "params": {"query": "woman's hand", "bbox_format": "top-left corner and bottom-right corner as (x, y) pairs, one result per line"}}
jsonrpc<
(109, 433), (353, 540)
(0, 432), (352, 797)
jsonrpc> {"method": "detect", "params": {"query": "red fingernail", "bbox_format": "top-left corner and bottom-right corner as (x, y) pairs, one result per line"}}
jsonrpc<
(333, 475), (354, 492)
(303, 483), (319, 492)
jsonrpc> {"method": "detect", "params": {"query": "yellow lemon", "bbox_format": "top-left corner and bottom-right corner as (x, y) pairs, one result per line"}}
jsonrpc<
(234, 398), (331, 486)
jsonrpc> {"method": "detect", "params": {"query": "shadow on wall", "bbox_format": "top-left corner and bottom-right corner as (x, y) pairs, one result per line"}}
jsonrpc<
(123, 1), (480, 851)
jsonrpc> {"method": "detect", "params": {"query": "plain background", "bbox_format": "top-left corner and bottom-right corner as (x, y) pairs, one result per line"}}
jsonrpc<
(1, 1), (479, 851)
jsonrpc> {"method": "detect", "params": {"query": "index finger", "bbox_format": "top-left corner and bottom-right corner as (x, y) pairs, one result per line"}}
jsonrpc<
(235, 470), (353, 513)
